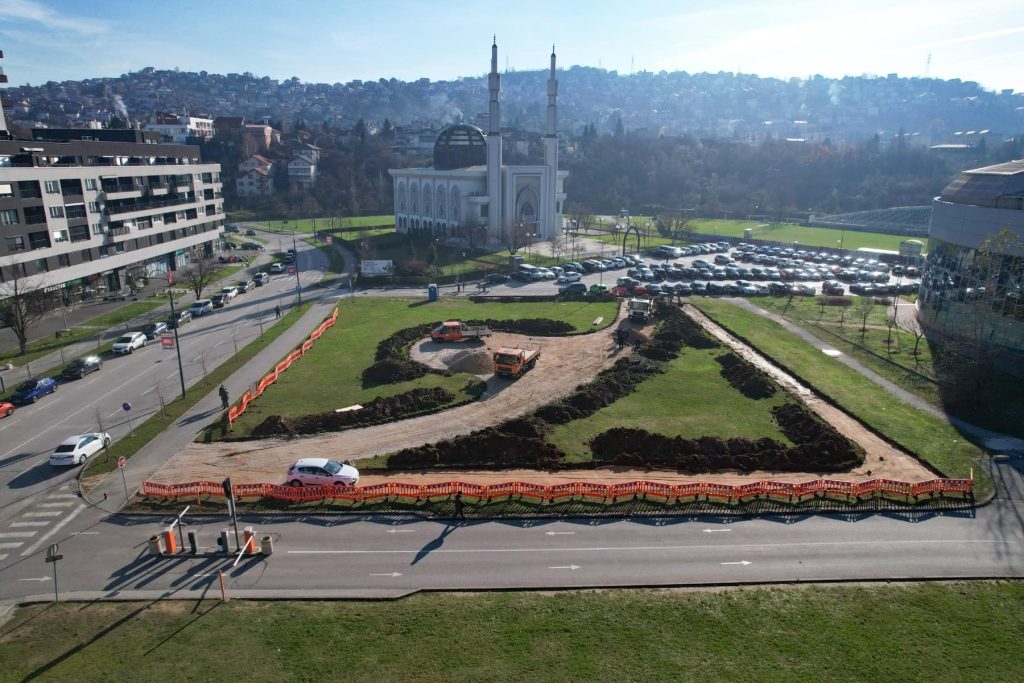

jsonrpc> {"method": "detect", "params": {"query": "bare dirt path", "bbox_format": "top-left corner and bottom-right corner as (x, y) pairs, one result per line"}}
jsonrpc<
(150, 303), (636, 485)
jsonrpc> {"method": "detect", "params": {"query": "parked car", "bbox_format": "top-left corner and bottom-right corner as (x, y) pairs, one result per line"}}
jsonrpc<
(141, 321), (168, 339)
(287, 458), (360, 487)
(245, 228), (257, 236)
(485, 273), (510, 285)
(112, 331), (147, 354)
(49, 432), (111, 467)
(11, 377), (58, 404)
(559, 282), (588, 296)
(556, 271), (582, 283)
(240, 242), (265, 251)
(253, 272), (271, 286)
(270, 263), (284, 274)
(61, 355), (103, 380)
(236, 280), (255, 293)
(0, 400), (13, 418)
(167, 310), (192, 328)
(589, 283), (609, 295)
(211, 294), (229, 309)
(189, 299), (214, 317)
(224, 224), (240, 233)
(220, 286), (239, 300)
(796, 284), (817, 296)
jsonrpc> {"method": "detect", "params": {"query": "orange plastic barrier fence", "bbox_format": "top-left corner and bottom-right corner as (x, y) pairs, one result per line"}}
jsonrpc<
(227, 308), (339, 425)
(142, 475), (974, 506)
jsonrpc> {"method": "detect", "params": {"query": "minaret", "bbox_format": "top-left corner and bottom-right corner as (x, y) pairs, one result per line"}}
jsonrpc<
(542, 45), (559, 238)
(486, 37), (503, 237)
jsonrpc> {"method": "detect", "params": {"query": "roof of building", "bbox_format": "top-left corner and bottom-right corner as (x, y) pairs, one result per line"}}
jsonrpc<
(941, 159), (1024, 206)
(434, 123), (487, 170)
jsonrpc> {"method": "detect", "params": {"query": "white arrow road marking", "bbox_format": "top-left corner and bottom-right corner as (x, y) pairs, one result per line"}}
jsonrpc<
(549, 565), (581, 570)
(10, 522), (49, 527)
(0, 532), (37, 538)
(21, 504), (86, 556)
(545, 531), (575, 536)
(18, 577), (51, 582)
(721, 561), (752, 566)
(369, 572), (403, 577)
(385, 528), (416, 534)
(702, 529), (732, 533)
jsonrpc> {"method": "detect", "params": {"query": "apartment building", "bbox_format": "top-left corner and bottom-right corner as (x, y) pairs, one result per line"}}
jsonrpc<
(0, 128), (224, 302)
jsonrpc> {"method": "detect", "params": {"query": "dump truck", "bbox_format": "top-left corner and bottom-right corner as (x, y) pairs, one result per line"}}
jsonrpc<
(431, 320), (493, 343)
(492, 347), (540, 378)
(627, 297), (653, 323)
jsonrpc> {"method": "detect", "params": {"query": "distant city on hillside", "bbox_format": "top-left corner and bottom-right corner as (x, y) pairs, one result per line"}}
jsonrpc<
(5, 65), (1023, 147)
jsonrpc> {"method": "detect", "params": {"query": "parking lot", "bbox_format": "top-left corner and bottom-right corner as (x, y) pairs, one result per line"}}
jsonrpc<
(487, 241), (922, 300)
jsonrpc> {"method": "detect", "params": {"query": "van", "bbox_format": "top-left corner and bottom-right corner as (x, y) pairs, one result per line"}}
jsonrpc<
(657, 245), (682, 258)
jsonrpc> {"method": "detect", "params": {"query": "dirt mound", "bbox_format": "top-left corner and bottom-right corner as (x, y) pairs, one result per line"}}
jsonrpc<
(362, 358), (429, 386)
(533, 356), (664, 424)
(387, 418), (565, 470)
(448, 349), (494, 374)
(715, 352), (778, 399)
(253, 387), (456, 437)
(771, 403), (864, 470)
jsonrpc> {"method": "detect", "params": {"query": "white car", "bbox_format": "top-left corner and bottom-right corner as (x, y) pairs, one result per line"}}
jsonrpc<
(556, 272), (582, 283)
(189, 299), (213, 316)
(50, 432), (111, 466)
(286, 458), (360, 487)
(270, 263), (284, 274)
(220, 286), (239, 300)
(112, 331), (147, 354)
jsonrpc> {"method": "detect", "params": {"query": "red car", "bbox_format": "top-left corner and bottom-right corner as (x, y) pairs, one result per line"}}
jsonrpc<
(1, 401), (13, 418)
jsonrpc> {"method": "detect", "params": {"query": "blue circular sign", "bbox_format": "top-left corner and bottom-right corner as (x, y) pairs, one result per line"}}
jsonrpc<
(122, 402), (132, 411)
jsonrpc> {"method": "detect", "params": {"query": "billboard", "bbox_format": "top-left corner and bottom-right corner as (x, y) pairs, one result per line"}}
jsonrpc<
(361, 260), (394, 276)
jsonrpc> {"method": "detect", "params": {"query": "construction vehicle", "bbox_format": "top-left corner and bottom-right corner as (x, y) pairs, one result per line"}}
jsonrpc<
(493, 347), (540, 378)
(627, 297), (653, 323)
(431, 320), (493, 343)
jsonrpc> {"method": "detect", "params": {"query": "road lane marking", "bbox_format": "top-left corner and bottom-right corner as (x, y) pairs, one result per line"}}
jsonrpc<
(39, 501), (75, 508)
(721, 561), (752, 566)
(21, 504), (86, 556)
(287, 539), (1015, 556)
(385, 528), (415, 534)
(0, 542), (25, 549)
(51, 493), (79, 499)
(141, 386), (156, 395)
(369, 572), (403, 577)
(18, 577), (50, 582)
(107, 409), (122, 418)
(702, 529), (732, 533)
(0, 531), (37, 538)
(0, 554), (6, 561)
(10, 522), (49, 527)
(545, 531), (575, 536)
(23, 511), (62, 518)
(549, 565), (581, 570)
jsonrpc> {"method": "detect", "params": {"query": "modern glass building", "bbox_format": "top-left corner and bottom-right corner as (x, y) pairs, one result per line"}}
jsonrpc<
(920, 160), (1024, 361)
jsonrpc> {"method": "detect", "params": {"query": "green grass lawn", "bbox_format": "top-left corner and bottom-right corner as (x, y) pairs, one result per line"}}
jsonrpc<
(691, 299), (991, 495)
(1, 582), (1021, 682)
(223, 297), (619, 438)
(258, 215), (394, 234)
(548, 344), (793, 461)
(584, 218), (913, 253)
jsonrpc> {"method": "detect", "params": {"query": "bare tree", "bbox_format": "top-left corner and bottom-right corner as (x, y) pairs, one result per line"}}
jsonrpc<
(457, 221), (487, 252)
(500, 221), (528, 256)
(567, 204), (593, 235)
(0, 259), (51, 355)
(654, 213), (692, 245)
(911, 325), (927, 365)
(855, 297), (875, 342)
(549, 233), (565, 262)
(182, 258), (220, 299)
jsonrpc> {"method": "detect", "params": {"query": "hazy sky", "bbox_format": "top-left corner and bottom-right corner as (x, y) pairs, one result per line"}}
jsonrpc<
(1, 0), (1022, 91)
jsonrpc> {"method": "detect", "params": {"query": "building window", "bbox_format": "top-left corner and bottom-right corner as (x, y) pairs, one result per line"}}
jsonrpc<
(82, 248), (93, 262)
(52, 230), (69, 243)
(44, 180), (60, 194)
(0, 209), (18, 225)
(58, 253), (71, 268)
(0, 183), (12, 198)
(18, 181), (41, 198)
(88, 201), (101, 213)
(116, 241), (126, 253)
(36, 258), (49, 273)
(92, 222), (104, 235)
(69, 225), (90, 242)
(5, 235), (25, 251)
(99, 245), (109, 256)
(29, 232), (51, 250)
(66, 205), (87, 219)
(85, 178), (97, 190)
(49, 206), (65, 219)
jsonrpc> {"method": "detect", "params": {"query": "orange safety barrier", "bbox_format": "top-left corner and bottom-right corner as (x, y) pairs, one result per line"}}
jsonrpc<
(227, 308), (339, 426)
(142, 474), (974, 507)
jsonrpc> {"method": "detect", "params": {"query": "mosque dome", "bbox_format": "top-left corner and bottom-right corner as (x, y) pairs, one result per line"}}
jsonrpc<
(433, 123), (487, 170)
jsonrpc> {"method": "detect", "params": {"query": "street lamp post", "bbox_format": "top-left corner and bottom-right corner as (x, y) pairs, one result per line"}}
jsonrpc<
(167, 291), (187, 400)
(292, 231), (302, 305)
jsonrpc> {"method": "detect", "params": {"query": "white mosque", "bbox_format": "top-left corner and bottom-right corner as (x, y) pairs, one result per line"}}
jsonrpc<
(388, 40), (568, 244)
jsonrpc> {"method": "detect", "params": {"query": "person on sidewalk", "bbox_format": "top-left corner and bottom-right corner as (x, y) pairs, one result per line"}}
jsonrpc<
(219, 384), (229, 410)
(453, 491), (466, 520)
(275, 304), (282, 319)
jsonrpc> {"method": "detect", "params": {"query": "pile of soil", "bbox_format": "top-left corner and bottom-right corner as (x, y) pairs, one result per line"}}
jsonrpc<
(532, 356), (664, 424)
(253, 387), (456, 437)
(387, 416), (564, 470)
(448, 349), (494, 374)
(362, 358), (431, 386)
(772, 403), (864, 470)
(376, 323), (439, 362)
(472, 318), (575, 336)
(715, 352), (778, 399)
(589, 423), (861, 473)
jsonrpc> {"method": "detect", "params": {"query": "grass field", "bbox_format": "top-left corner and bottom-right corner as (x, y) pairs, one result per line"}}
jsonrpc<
(222, 298), (619, 438)
(257, 215), (394, 235)
(1, 582), (1021, 682)
(582, 218), (912, 253)
(548, 344), (793, 460)
(690, 299), (990, 495)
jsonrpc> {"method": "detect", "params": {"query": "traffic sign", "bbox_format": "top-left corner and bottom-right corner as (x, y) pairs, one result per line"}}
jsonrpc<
(161, 333), (175, 349)
(122, 402), (131, 412)
(117, 456), (126, 469)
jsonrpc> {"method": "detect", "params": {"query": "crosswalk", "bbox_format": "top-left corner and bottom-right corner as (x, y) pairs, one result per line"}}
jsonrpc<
(0, 484), (82, 562)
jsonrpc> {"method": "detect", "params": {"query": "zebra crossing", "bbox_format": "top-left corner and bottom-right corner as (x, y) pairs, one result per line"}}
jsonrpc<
(0, 485), (82, 562)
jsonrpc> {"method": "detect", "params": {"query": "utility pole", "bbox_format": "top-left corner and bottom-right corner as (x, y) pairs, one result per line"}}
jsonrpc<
(167, 291), (187, 399)
(292, 231), (302, 305)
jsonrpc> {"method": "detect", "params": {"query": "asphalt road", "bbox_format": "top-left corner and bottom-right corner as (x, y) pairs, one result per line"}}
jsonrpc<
(0, 233), (327, 526)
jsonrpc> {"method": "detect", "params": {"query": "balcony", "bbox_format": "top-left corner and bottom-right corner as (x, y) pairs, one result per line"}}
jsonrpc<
(107, 225), (132, 238)
(107, 195), (194, 216)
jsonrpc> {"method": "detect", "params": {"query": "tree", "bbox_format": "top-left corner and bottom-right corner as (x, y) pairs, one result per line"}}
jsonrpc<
(654, 213), (691, 245)
(0, 260), (50, 355)
(855, 297), (875, 342)
(426, 242), (439, 269)
(500, 222), (528, 256)
(457, 222), (487, 252)
(182, 258), (220, 299)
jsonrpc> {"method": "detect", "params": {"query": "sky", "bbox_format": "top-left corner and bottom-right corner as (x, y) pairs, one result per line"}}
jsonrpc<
(1, 0), (1023, 92)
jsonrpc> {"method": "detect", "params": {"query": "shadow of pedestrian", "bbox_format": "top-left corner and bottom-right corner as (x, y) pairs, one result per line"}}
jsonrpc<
(410, 522), (460, 566)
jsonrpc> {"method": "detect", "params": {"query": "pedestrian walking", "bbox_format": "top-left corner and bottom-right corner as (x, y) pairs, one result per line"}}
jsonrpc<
(453, 491), (466, 520)
(274, 303), (282, 319)
(219, 384), (229, 410)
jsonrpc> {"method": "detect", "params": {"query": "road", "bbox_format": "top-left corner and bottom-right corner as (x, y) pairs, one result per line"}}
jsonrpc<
(0, 456), (1020, 601)
(0, 232), (328, 530)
